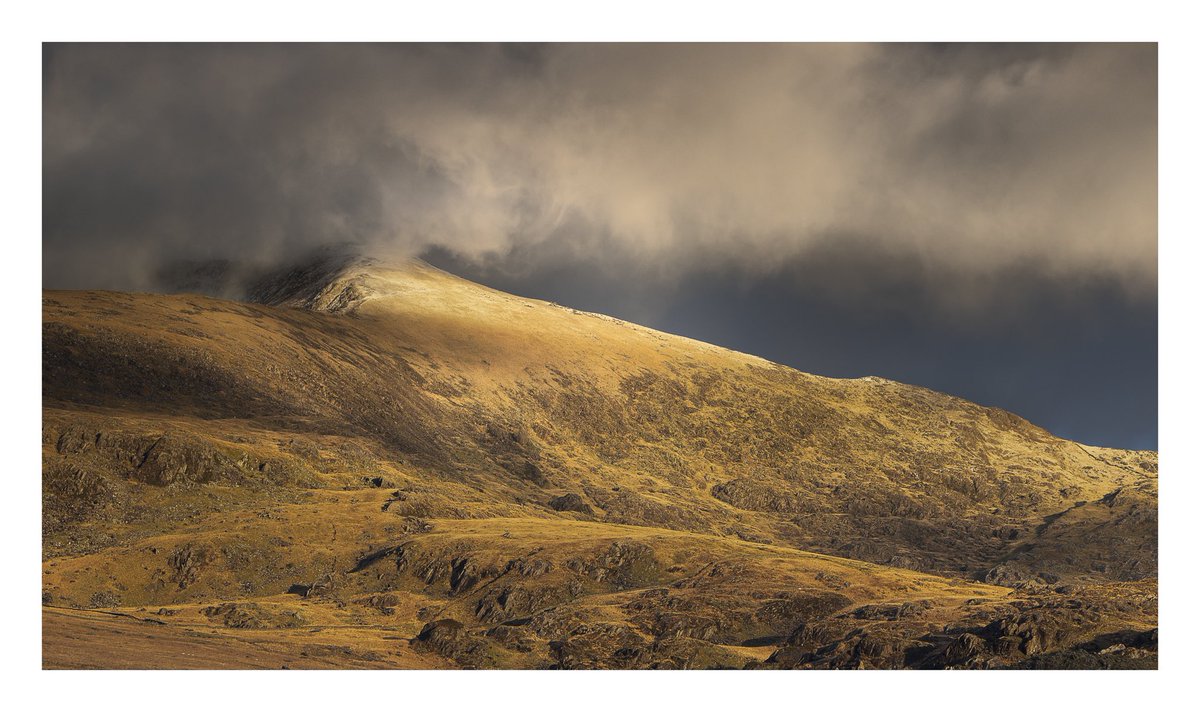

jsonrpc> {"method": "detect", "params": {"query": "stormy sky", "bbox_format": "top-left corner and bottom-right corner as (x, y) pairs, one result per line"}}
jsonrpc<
(42, 43), (1157, 449)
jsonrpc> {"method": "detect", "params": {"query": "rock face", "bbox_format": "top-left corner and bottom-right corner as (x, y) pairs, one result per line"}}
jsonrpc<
(40, 255), (1157, 669)
(167, 544), (216, 590)
(414, 619), (466, 651)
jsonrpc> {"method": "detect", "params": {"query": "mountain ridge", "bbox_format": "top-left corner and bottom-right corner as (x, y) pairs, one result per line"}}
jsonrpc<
(41, 253), (1157, 669)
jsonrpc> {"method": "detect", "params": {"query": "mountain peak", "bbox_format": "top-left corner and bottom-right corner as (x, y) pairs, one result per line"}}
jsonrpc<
(246, 248), (379, 312)
(154, 244), (446, 313)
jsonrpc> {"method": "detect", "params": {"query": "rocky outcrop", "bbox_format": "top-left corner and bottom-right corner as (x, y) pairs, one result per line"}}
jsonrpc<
(412, 618), (506, 667)
(548, 493), (593, 515)
(564, 541), (662, 590)
(201, 602), (307, 629)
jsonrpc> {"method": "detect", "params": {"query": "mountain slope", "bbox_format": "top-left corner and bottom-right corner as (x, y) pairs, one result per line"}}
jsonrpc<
(41, 255), (1157, 669)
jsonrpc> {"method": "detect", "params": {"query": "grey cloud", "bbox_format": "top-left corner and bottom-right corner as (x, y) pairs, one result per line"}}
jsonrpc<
(43, 43), (1156, 297)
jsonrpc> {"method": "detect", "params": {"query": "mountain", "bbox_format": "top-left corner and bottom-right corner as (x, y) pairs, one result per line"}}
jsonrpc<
(41, 253), (1157, 669)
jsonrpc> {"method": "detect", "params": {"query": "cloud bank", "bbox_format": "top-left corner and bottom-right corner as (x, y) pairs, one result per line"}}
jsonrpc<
(43, 43), (1156, 295)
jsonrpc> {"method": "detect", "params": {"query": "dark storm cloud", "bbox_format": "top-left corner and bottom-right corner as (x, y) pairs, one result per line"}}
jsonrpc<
(42, 43), (1157, 448)
(44, 43), (1156, 292)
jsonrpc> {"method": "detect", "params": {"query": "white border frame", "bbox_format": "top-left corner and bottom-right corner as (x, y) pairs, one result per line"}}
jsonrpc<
(6, 2), (1193, 709)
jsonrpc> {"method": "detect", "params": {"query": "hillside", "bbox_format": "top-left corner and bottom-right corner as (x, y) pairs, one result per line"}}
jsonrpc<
(41, 254), (1158, 669)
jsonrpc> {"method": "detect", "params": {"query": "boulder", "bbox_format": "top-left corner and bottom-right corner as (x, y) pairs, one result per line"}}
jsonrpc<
(548, 493), (593, 514)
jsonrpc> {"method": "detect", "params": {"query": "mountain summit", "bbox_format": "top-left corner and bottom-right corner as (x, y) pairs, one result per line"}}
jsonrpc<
(42, 253), (1157, 669)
